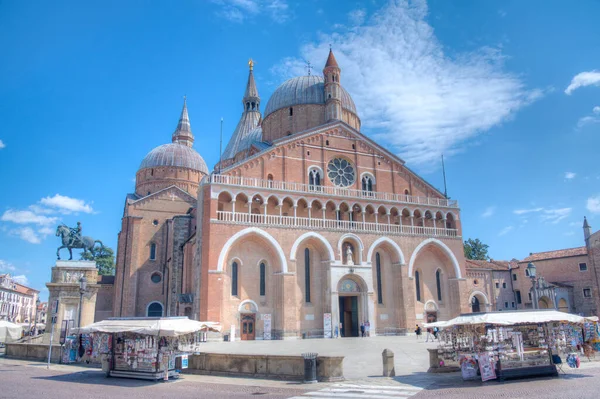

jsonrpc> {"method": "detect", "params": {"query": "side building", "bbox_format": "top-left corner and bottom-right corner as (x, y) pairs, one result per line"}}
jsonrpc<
(0, 274), (39, 324)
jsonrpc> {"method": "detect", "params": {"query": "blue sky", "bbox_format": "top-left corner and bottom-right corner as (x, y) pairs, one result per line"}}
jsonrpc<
(1, 0), (599, 300)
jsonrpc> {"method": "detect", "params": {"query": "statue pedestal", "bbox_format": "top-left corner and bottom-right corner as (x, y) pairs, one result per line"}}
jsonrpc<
(46, 260), (99, 342)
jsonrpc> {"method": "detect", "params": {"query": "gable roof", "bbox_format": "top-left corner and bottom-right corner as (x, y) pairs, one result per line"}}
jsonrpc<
(466, 259), (511, 271)
(220, 120), (448, 199)
(128, 185), (196, 206)
(520, 246), (587, 263)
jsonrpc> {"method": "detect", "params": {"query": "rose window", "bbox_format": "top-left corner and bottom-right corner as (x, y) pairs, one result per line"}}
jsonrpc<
(327, 158), (355, 187)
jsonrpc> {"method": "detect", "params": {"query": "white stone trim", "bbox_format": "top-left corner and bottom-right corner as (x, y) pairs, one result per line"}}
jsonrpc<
(423, 300), (439, 312)
(337, 233), (365, 263)
(217, 227), (288, 273)
(408, 238), (462, 279)
(469, 290), (490, 305)
(238, 299), (259, 314)
(366, 237), (405, 265)
(290, 232), (335, 261)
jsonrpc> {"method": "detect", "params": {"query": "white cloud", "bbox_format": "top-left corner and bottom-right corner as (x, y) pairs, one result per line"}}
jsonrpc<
(498, 226), (514, 236)
(540, 208), (571, 224)
(40, 194), (94, 214)
(10, 227), (41, 244)
(12, 275), (29, 285)
(0, 259), (16, 272)
(565, 70), (600, 95)
(38, 226), (54, 238)
(587, 195), (600, 214)
(577, 115), (600, 128)
(594, 106), (600, 114)
(1, 210), (57, 226)
(513, 208), (543, 215)
(212, 0), (289, 23)
(0, 139), (5, 149)
(271, 0), (542, 166)
(481, 206), (496, 218)
(564, 172), (576, 180)
(348, 8), (366, 25)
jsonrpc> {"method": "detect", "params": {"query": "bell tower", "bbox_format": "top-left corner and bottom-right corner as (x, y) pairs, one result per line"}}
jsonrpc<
(323, 49), (342, 122)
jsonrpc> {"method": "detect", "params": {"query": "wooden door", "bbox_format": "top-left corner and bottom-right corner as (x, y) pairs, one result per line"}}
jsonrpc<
(241, 314), (255, 340)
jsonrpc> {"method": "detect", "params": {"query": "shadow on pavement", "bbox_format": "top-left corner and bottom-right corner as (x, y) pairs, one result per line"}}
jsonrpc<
(32, 370), (180, 388)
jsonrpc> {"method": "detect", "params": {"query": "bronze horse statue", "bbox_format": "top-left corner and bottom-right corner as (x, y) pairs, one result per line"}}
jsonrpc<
(56, 224), (104, 260)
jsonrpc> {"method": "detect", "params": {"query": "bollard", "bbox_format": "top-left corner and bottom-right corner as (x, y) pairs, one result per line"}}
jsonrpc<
(302, 352), (318, 383)
(382, 349), (395, 377)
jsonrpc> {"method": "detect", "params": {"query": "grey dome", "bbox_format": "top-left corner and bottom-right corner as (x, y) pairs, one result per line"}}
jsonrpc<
(264, 75), (357, 118)
(139, 143), (209, 174)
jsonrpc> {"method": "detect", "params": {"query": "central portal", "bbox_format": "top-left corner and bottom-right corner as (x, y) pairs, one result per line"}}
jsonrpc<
(339, 296), (359, 337)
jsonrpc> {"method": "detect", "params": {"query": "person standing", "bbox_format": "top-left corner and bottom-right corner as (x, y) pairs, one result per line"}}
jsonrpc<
(415, 324), (422, 340)
(425, 327), (433, 342)
(365, 320), (370, 337)
(360, 322), (365, 337)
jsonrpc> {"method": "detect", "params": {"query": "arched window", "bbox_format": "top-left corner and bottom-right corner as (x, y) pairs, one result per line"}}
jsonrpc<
(376, 253), (383, 304)
(231, 261), (238, 296)
(150, 243), (156, 260)
(309, 168), (321, 190)
(147, 302), (163, 317)
(260, 262), (266, 296)
(361, 175), (374, 193)
(436, 270), (442, 301)
(305, 248), (311, 303)
(415, 271), (421, 302)
(471, 296), (480, 313)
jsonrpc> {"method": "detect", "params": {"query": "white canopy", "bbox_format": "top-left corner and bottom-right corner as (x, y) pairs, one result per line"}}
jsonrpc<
(77, 317), (221, 337)
(424, 310), (588, 328)
(0, 320), (23, 342)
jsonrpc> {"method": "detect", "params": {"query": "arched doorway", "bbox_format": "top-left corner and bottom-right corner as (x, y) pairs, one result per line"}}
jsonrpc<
(471, 296), (480, 313)
(538, 296), (551, 309)
(239, 301), (258, 341)
(338, 277), (363, 337)
(147, 302), (163, 317)
(558, 298), (569, 312)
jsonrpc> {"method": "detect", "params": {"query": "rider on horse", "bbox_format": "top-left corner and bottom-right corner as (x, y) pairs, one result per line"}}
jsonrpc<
(69, 222), (82, 246)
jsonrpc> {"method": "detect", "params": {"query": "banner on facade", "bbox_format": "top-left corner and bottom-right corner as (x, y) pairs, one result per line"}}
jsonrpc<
(324, 313), (332, 338)
(263, 314), (272, 340)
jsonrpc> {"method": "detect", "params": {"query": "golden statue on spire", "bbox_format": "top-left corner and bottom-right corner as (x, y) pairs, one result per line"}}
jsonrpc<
(248, 58), (254, 71)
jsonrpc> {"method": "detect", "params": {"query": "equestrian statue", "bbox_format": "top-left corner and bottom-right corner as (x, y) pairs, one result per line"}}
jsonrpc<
(56, 222), (104, 260)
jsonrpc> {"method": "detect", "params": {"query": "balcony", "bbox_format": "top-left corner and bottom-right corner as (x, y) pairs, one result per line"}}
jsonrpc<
(214, 211), (460, 239)
(210, 174), (459, 208)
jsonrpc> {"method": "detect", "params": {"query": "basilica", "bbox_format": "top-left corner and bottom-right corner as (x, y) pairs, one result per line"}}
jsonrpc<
(109, 50), (473, 339)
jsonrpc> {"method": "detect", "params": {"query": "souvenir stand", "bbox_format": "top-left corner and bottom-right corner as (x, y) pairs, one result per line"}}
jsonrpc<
(426, 310), (590, 382)
(77, 317), (221, 380)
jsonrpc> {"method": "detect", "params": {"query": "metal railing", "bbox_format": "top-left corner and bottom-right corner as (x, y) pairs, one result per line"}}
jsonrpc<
(210, 174), (459, 208)
(215, 211), (459, 238)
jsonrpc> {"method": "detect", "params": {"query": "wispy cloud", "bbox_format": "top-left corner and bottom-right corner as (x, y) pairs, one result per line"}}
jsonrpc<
(481, 206), (496, 218)
(212, 0), (290, 23)
(348, 8), (366, 25)
(9, 227), (41, 244)
(270, 0), (543, 166)
(40, 194), (94, 214)
(498, 226), (514, 236)
(0, 259), (16, 272)
(12, 275), (29, 285)
(565, 70), (600, 95)
(587, 195), (600, 214)
(564, 172), (576, 180)
(513, 206), (572, 223)
(0, 139), (5, 149)
(1, 210), (57, 226)
(577, 106), (600, 128)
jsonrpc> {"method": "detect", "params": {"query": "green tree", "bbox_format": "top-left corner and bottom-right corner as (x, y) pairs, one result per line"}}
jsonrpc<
(463, 238), (490, 261)
(81, 246), (115, 275)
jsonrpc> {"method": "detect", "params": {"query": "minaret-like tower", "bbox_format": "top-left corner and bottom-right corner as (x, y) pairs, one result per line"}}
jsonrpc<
(172, 97), (194, 147)
(584, 216), (592, 245)
(243, 59), (260, 112)
(323, 49), (342, 122)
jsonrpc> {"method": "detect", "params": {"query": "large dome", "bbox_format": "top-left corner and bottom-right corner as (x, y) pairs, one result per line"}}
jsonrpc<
(139, 143), (209, 175)
(264, 75), (357, 118)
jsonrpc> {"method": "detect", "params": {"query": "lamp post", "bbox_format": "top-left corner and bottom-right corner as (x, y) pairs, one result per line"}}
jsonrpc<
(33, 298), (40, 336)
(527, 262), (538, 310)
(78, 275), (87, 328)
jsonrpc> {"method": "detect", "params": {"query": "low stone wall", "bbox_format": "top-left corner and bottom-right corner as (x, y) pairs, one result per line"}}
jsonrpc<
(5, 343), (62, 363)
(185, 353), (344, 381)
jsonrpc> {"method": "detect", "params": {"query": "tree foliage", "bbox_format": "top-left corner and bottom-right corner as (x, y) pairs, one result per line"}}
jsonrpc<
(81, 245), (115, 275)
(463, 238), (490, 261)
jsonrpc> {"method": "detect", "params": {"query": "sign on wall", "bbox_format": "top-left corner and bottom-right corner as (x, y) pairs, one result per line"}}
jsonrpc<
(263, 314), (271, 340)
(324, 313), (332, 338)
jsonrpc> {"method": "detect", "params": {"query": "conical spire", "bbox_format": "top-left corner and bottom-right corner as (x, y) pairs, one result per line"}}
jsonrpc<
(584, 216), (590, 228)
(172, 97), (194, 147)
(242, 59), (260, 112)
(325, 48), (339, 68)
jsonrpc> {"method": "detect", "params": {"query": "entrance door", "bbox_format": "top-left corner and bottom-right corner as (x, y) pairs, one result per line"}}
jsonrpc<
(241, 314), (255, 340)
(338, 296), (359, 337)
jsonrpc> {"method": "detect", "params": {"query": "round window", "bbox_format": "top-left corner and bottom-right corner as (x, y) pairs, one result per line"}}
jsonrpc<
(151, 272), (162, 284)
(327, 158), (355, 187)
(153, 219), (159, 226)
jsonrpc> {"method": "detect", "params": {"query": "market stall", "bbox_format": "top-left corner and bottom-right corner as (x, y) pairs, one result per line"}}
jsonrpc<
(0, 320), (23, 344)
(76, 317), (221, 380)
(425, 310), (596, 381)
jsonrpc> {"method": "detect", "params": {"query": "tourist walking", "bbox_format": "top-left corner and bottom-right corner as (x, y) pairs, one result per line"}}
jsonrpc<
(360, 322), (365, 337)
(415, 324), (422, 340)
(425, 327), (433, 342)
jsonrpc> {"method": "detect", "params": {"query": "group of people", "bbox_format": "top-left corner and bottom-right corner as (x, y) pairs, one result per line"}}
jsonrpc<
(414, 324), (439, 342)
(360, 321), (371, 337)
